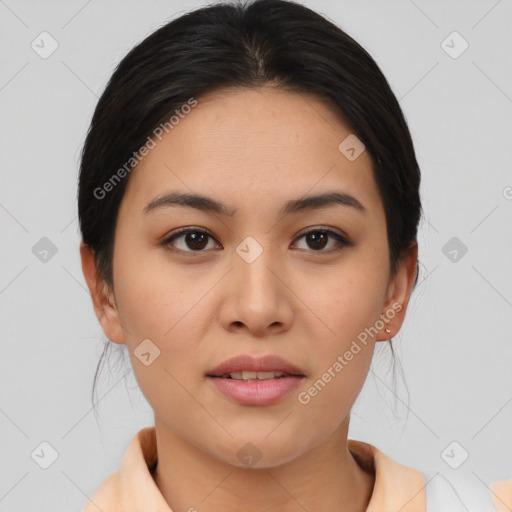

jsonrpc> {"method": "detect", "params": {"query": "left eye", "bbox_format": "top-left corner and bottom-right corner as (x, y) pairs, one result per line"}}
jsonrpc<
(292, 229), (350, 252)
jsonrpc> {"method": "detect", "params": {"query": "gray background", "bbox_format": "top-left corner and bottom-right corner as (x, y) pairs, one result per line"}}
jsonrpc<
(1, 0), (511, 511)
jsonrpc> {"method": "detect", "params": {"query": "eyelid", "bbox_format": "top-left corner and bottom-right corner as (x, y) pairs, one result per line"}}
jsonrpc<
(293, 225), (351, 243)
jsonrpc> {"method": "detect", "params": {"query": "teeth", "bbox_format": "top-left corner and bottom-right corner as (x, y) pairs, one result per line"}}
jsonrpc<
(222, 371), (288, 380)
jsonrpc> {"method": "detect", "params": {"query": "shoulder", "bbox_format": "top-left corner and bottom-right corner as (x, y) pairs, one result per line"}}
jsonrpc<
(349, 439), (512, 512)
(81, 472), (121, 512)
(489, 477), (512, 512)
(348, 439), (427, 511)
(81, 427), (170, 512)
(423, 470), (512, 512)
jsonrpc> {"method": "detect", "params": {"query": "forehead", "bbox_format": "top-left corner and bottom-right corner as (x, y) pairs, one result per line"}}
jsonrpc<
(122, 86), (380, 214)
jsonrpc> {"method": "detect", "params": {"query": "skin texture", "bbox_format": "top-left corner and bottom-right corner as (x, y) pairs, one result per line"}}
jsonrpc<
(81, 86), (418, 512)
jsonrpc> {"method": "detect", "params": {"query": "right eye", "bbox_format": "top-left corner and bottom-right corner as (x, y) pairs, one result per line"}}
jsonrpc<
(160, 227), (222, 253)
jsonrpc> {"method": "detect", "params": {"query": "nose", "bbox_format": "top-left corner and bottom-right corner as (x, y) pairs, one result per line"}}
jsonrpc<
(219, 241), (294, 337)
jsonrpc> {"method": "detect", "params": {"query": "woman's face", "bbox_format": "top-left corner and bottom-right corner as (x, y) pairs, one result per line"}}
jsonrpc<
(83, 86), (416, 467)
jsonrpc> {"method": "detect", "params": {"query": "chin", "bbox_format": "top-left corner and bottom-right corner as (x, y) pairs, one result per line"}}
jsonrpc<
(209, 436), (311, 470)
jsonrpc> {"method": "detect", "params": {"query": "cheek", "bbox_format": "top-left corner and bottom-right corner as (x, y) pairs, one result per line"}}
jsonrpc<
(112, 241), (217, 393)
(113, 239), (206, 341)
(308, 281), (379, 387)
(306, 259), (388, 344)
(294, 271), (384, 432)
(295, 252), (389, 408)
(113, 252), (206, 419)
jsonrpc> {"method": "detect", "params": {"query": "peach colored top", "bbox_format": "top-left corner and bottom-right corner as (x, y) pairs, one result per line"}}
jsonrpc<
(82, 427), (512, 512)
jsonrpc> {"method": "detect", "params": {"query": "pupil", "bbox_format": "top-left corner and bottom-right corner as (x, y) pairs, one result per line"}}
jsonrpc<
(187, 232), (207, 250)
(307, 231), (327, 250)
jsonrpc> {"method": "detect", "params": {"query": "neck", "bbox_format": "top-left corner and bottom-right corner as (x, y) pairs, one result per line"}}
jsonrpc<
(152, 417), (375, 512)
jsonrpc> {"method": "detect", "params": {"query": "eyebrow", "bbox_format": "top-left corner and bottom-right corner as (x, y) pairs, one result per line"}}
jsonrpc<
(142, 191), (366, 217)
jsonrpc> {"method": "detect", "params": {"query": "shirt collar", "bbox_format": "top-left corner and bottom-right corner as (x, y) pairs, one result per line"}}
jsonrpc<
(347, 438), (426, 512)
(92, 427), (427, 511)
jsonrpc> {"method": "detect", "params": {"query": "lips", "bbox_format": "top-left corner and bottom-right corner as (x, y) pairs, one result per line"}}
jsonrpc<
(206, 354), (306, 405)
(207, 354), (305, 378)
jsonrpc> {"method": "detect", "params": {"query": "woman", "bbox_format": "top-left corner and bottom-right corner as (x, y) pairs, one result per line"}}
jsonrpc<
(78, 0), (512, 510)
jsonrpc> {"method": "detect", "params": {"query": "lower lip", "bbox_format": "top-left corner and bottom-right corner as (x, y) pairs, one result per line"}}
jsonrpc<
(207, 375), (304, 405)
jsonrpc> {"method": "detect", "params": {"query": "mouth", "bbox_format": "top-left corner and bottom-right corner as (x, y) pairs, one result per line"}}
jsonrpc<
(210, 370), (303, 381)
(206, 354), (306, 379)
(206, 354), (306, 406)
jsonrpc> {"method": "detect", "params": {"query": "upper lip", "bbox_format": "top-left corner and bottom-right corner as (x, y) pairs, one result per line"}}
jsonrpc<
(207, 354), (305, 377)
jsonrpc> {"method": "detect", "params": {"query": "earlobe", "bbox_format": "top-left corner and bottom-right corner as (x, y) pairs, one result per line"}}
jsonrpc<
(376, 241), (418, 341)
(79, 242), (126, 345)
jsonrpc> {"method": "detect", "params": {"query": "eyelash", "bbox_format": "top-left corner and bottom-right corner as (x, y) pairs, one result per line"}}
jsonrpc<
(160, 226), (353, 255)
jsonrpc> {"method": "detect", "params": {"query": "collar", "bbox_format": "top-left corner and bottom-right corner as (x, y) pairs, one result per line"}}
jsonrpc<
(84, 426), (427, 511)
(347, 438), (426, 512)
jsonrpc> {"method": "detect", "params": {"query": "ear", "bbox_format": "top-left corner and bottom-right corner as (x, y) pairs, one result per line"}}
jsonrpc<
(80, 241), (126, 345)
(375, 241), (418, 342)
